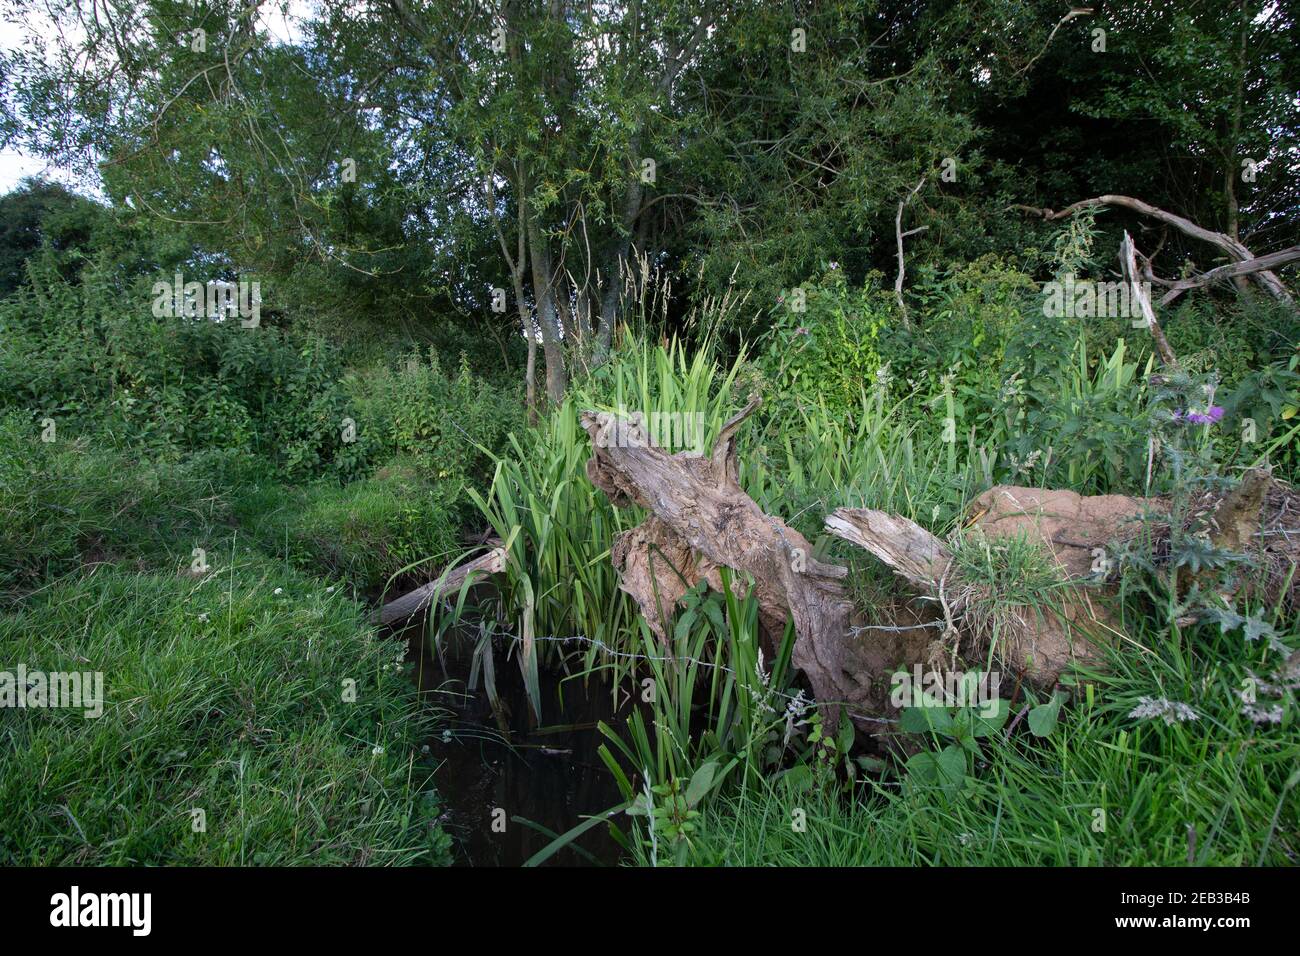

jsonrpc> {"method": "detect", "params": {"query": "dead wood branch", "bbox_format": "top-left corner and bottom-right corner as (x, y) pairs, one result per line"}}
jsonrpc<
(894, 177), (927, 324)
(374, 547), (507, 625)
(1154, 244), (1300, 306)
(824, 510), (950, 591)
(1014, 7), (1094, 77)
(581, 399), (862, 724)
(1011, 194), (1294, 304)
(1120, 231), (1179, 368)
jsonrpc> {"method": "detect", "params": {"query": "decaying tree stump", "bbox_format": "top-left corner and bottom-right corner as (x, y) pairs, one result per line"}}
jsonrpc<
(581, 397), (865, 722)
(380, 406), (1289, 736)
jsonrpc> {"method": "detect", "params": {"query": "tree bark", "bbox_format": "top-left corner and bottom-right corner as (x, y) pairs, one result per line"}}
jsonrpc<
(524, 199), (568, 402)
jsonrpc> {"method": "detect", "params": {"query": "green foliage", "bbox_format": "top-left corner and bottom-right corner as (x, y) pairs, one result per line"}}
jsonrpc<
(0, 249), (363, 482)
(0, 412), (239, 599)
(237, 459), (461, 595)
(346, 348), (522, 491)
(596, 575), (798, 865)
(758, 266), (888, 420)
(624, 761), (722, 865)
(0, 178), (97, 297)
(899, 695), (1012, 795)
(643, 612), (1298, 866)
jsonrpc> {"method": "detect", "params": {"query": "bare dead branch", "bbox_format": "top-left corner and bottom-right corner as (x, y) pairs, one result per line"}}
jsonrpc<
(1120, 231), (1179, 368)
(894, 177), (926, 324)
(374, 547), (507, 626)
(1013, 7), (1094, 78)
(1012, 195), (1294, 304)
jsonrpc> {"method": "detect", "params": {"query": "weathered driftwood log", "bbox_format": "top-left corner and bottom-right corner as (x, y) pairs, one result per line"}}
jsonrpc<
(373, 547), (507, 625)
(581, 401), (1287, 730)
(581, 397), (867, 722)
(582, 404), (1164, 726)
(828, 486), (1164, 689)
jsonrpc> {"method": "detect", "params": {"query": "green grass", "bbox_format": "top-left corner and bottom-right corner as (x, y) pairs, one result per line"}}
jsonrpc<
(236, 457), (461, 596)
(0, 416), (242, 600)
(0, 558), (451, 865)
(0, 417), (454, 865)
(946, 529), (1075, 662)
(628, 614), (1299, 866)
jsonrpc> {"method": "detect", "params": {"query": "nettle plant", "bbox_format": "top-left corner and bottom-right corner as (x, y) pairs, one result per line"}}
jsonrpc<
(896, 681), (1070, 795)
(762, 265), (888, 420)
(778, 707), (860, 797)
(1117, 369), (1250, 608)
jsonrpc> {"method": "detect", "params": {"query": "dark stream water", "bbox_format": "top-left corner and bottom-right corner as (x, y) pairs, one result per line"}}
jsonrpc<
(401, 623), (631, 867)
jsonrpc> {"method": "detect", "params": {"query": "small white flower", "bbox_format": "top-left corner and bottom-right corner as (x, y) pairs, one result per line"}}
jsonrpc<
(273, 587), (283, 596)
(326, 586), (335, 594)
(371, 745), (384, 756)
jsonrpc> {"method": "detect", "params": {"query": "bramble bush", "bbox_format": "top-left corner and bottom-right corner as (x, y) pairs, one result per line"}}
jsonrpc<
(0, 249), (364, 482)
(346, 347), (523, 492)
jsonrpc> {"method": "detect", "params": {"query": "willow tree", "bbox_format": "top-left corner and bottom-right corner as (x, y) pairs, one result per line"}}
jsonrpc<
(330, 0), (721, 402)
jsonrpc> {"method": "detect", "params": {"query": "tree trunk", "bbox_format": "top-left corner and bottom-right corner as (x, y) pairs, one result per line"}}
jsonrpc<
(524, 202), (568, 402)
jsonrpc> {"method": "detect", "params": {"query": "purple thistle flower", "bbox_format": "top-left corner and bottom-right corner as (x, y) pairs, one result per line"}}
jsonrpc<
(1181, 406), (1225, 425)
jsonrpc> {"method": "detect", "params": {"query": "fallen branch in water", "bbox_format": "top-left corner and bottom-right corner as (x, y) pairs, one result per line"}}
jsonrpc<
(374, 546), (507, 626)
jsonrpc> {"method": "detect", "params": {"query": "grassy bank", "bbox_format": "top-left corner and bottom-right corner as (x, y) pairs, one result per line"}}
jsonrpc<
(0, 413), (457, 865)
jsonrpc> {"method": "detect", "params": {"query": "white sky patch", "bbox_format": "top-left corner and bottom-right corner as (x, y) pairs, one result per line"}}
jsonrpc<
(257, 0), (315, 47)
(0, 147), (82, 191)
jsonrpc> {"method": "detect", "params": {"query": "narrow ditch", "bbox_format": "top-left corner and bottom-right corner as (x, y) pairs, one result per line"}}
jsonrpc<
(394, 617), (630, 866)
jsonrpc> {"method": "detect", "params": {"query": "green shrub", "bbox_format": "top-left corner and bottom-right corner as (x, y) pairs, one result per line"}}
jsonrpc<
(0, 249), (364, 481)
(346, 348), (522, 490)
(758, 265), (889, 420)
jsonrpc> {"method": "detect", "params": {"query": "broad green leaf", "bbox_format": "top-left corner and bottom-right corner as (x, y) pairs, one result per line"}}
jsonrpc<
(685, 760), (718, 808)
